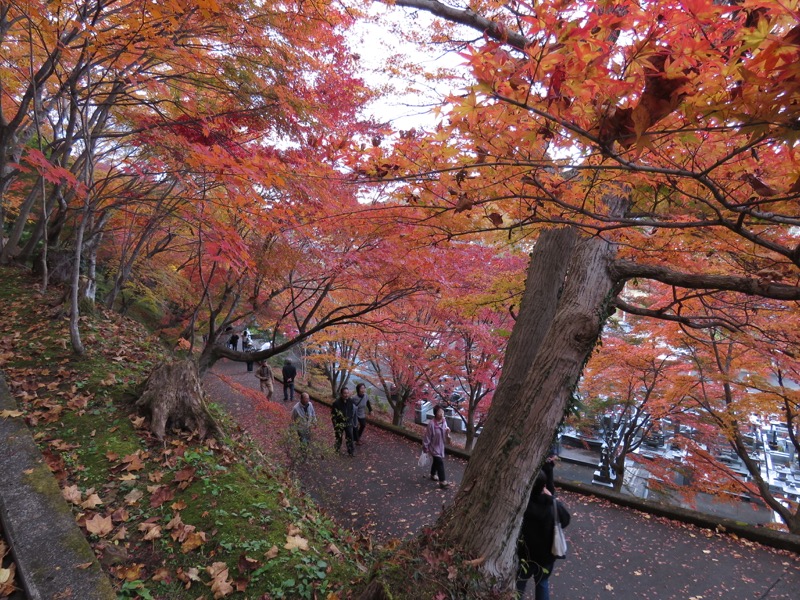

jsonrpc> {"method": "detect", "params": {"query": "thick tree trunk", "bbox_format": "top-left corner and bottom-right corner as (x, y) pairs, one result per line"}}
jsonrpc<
(391, 401), (406, 427)
(433, 226), (620, 584)
(612, 456), (626, 492)
(135, 359), (219, 440)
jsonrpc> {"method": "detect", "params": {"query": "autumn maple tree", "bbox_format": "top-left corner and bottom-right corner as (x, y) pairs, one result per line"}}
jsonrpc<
(575, 318), (697, 493)
(346, 0), (800, 593)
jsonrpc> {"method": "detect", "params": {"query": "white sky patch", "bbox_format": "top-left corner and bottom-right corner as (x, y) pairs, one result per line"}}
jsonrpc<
(348, 5), (471, 131)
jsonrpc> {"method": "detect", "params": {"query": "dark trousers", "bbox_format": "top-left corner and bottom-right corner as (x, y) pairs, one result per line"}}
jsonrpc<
(517, 560), (551, 600)
(283, 381), (294, 402)
(334, 423), (344, 452)
(344, 425), (355, 455)
(356, 417), (367, 441)
(430, 456), (446, 482)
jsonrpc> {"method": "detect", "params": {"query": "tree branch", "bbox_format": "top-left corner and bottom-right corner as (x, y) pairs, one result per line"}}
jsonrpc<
(392, 0), (530, 50)
(610, 260), (800, 301)
(613, 298), (741, 331)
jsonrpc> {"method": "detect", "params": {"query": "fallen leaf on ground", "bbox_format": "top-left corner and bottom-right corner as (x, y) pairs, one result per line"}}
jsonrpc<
(207, 562), (234, 599)
(62, 484), (82, 505)
(111, 526), (128, 541)
(114, 562), (143, 581)
(264, 545), (279, 560)
(81, 493), (103, 509)
(138, 522), (162, 540)
(149, 485), (175, 508)
(176, 566), (201, 589)
(84, 514), (113, 537)
(285, 535), (309, 551)
(122, 452), (145, 471)
(181, 530), (207, 553)
(0, 410), (24, 418)
(0, 564), (16, 597)
(124, 489), (143, 505)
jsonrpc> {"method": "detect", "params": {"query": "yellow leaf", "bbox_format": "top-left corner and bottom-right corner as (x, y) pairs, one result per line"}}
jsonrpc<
(181, 531), (207, 553)
(264, 545), (279, 560)
(284, 535), (309, 551)
(0, 410), (24, 418)
(116, 563), (143, 582)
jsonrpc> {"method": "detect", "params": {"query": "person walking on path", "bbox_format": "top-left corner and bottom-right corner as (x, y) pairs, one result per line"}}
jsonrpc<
(353, 383), (372, 445)
(517, 470), (571, 599)
(423, 405), (451, 488)
(331, 387), (357, 456)
(255, 360), (274, 401)
(228, 331), (240, 351)
(291, 392), (317, 447)
(282, 359), (297, 403)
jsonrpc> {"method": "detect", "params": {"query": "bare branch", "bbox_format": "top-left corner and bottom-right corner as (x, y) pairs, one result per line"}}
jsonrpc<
(610, 260), (800, 301)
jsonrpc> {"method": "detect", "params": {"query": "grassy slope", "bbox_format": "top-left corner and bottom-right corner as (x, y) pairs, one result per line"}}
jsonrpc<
(0, 266), (369, 599)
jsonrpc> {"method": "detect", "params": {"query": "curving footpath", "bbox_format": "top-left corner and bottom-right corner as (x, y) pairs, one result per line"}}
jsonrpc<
(207, 359), (800, 599)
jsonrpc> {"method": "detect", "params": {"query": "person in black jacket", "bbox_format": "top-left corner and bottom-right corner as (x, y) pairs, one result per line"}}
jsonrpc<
(517, 469), (570, 599)
(281, 359), (297, 403)
(331, 387), (357, 456)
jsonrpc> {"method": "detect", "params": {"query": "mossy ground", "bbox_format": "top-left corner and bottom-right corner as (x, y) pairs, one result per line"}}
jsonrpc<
(0, 266), (370, 599)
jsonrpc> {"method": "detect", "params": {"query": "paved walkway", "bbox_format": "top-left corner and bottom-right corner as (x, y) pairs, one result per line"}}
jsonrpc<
(206, 360), (800, 598)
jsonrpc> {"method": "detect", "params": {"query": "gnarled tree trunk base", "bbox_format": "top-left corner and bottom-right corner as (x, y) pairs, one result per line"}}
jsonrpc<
(355, 535), (512, 600)
(135, 358), (218, 440)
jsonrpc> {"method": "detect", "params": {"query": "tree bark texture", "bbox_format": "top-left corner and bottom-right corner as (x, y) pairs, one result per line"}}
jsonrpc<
(435, 227), (619, 583)
(135, 359), (218, 440)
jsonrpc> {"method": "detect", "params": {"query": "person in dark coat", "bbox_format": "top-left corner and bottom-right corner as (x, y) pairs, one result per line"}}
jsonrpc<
(541, 447), (558, 496)
(331, 387), (357, 456)
(517, 470), (570, 599)
(281, 359), (297, 403)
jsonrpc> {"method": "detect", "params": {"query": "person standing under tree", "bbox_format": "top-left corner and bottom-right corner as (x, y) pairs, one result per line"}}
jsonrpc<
(331, 388), (348, 454)
(331, 387), (357, 456)
(353, 383), (372, 445)
(282, 359), (297, 403)
(517, 469), (571, 599)
(255, 360), (274, 401)
(423, 405), (451, 488)
(291, 392), (317, 447)
(228, 331), (239, 351)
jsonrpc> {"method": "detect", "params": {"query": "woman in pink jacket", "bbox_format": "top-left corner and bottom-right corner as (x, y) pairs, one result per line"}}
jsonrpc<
(423, 405), (451, 488)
